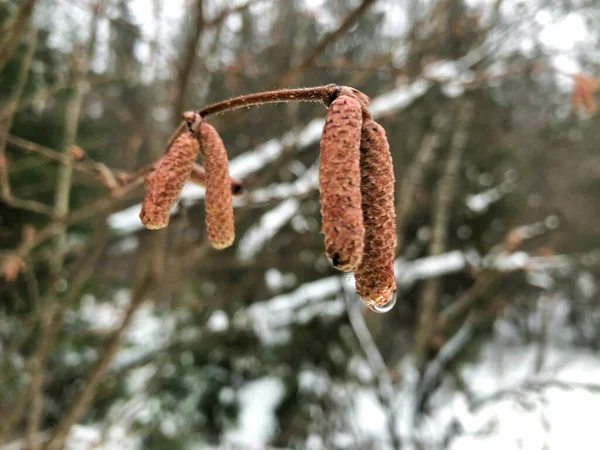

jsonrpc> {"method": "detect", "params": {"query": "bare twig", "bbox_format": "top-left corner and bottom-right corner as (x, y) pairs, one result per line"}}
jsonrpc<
(533, 293), (555, 374)
(0, 0), (37, 71)
(272, 0), (377, 88)
(0, 79), (67, 121)
(436, 271), (499, 329)
(42, 284), (148, 450)
(0, 133), (113, 179)
(0, 29), (52, 216)
(396, 109), (451, 255)
(344, 290), (401, 450)
(413, 101), (473, 370)
(415, 313), (476, 412)
(26, 305), (56, 450)
(173, 0), (205, 117)
(24, 5), (103, 447)
(198, 84), (340, 117)
(42, 223), (162, 450)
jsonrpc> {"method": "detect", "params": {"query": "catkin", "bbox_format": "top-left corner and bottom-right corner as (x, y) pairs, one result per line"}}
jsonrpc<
(189, 163), (244, 196)
(319, 95), (364, 272)
(354, 120), (397, 310)
(200, 121), (235, 249)
(140, 131), (200, 230)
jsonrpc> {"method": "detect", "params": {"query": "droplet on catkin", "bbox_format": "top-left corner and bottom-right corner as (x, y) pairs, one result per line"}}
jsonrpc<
(319, 95), (364, 272)
(366, 290), (396, 313)
(200, 122), (235, 249)
(354, 120), (397, 312)
(139, 113), (201, 229)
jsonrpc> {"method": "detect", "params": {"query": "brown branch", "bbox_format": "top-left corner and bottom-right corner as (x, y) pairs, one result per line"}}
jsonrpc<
(0, 27), (37, 196)
(0, 192), (56, 216)
(396, 109), (451, 255)
(0, 133), (100, 178)
(0, 0), (37, 72)
(413, 101), (473, 370)
(26, 305), (56, 450)
(42, 285), (147, 450)
(22, 6), (103, 445)
(2, 83), (357, 262)
(172, 0), (205, 118)
(0, 74), (120, 122)
(50, 0), (102, 274)
(0, 79), (67, 121)
(43, 222), (161, 450)
(272, 0), (377, 88)
(436, 271), (499, 329)
(198, 84), (340, 117)
(0, 29), (56, 217)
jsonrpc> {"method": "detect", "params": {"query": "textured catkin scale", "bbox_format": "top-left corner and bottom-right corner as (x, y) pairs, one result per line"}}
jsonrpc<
(319, 95), (364, 272)
(200, 122), (235, 249)
(139, 132), (199, 229)
(354, 120), (397, 311)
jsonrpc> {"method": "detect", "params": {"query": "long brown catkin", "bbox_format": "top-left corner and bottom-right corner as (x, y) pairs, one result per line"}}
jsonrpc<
(140, 130), (200, 230)
(200, 121), (235, 249)
(319, 95), (364, 272)
(355, 120), (397, 309)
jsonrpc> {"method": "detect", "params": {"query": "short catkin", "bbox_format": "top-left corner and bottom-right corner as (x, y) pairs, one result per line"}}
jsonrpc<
(200, 121), (235, 249)
(354, 120), (397, 310)
(140, 129), (200, 230)
(319, 95), (364, 272)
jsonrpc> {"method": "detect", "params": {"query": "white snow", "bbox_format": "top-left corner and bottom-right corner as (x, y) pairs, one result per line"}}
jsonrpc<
(237, 198), (300, 261)
(224, 376), (286, 448)
(206, 309), (230, 332)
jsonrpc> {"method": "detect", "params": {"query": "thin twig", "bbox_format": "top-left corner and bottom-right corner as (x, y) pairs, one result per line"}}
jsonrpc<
(26, 304), (56, 450)
(395, 109), (451, 255)
(0, 28), (43, 213)
(42, 224), (160, 450)
(436, 271), (499, 328)
(172, 0), (205, 117)
(198, 84), (339, 117)
(42, 284), (148, 450)
(272, 0), (377, 88)
(415, 313), (476, 413)
(344, 290), (401, 450)
(0, 0), (37, 71)
(25, 4), (103, 447)
(413, 101), (473, 370)
(50, 0), (102, 273)
(0, 133), (109, 177)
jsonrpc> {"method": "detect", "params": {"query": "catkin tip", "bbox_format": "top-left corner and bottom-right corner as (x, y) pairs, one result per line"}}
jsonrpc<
(139, 131), (200, 230)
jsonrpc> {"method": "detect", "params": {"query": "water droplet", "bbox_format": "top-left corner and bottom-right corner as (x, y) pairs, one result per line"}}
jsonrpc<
(365, 291), (397, 314)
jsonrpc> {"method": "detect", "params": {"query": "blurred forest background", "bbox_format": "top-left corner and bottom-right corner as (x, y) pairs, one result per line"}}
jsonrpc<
(1, 0), (600, 449)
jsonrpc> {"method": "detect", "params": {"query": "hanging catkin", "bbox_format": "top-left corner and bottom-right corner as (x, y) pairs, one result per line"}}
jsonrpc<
(200, 121), (235, 249)
(140, 115), (201, 229)
(189, 163), (244, 196)
(319, 95), (364, 272)
(354, 119), (397, 311)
